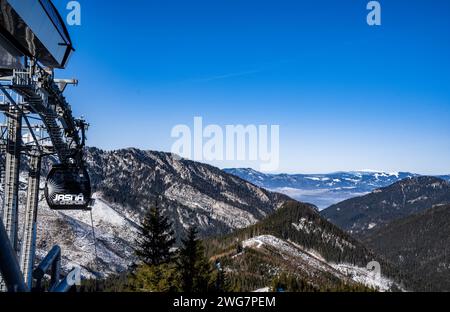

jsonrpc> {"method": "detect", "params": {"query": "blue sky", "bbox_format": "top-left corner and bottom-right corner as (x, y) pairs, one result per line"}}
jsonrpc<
(54, 0), (450, 174)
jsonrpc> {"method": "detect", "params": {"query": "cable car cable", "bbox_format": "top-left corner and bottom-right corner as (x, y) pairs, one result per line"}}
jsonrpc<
(89, 209), (99, 272)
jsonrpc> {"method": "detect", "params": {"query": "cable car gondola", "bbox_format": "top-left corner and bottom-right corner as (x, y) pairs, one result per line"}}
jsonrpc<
(45, 165), (92, 210)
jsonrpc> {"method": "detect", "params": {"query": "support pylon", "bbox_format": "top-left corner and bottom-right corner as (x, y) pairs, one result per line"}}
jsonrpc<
(20, 153), (41, 289)
(0, 106), (22, 291)
(2, 107), (22, 250)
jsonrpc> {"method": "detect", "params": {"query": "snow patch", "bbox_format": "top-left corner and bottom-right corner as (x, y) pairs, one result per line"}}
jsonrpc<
(242, 235), (400, 291)
(330, 263), (396, 292)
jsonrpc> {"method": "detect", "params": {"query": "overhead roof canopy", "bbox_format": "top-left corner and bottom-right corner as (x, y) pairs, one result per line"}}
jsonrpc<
(0, 0), (73, 69)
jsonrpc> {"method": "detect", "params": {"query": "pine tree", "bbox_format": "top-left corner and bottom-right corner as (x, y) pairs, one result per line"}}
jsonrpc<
(135, 205), (175, 266)
(213, 260), (230, 292)
(176, 227), (212, 292)
(129, 263), (178, 292)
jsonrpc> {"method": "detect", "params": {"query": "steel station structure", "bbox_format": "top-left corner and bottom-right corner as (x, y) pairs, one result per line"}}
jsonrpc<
(0, 0), (91, 292)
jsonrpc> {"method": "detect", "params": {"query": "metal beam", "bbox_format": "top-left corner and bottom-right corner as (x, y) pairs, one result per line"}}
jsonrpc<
(33, 245), (61, 291)
(2, 107), (22, 251)
(0, 219), (28, 292)
(0, 107), (22, 292)
(19, 153), (41, 289)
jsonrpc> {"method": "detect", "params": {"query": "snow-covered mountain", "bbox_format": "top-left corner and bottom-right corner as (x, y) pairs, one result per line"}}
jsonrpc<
(0, 149), (419, 289)
(84, 148), (289, 237)
(3, 148), (291, 278)
(321, 176), (450, 235)
(224, 168), (450, 209)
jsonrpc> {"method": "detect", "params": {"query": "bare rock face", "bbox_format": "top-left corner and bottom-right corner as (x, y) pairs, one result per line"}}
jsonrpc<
(83, 147), (290, 238)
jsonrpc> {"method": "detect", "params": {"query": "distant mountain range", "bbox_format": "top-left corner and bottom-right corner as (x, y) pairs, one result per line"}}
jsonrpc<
(321, 176), (450, 236)
(224, 168), (450, 209)
(221, 168), (450, 291)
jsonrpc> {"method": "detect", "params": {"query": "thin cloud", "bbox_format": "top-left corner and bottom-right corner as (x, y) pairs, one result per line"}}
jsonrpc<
(188, 59), (295, 83)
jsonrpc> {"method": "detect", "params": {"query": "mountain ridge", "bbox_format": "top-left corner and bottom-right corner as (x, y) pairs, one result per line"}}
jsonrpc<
(205, 201), (407, 291)
(224, 168), (450, 209)
(321, 176), (450, 235)
(84, 147), (291, 238)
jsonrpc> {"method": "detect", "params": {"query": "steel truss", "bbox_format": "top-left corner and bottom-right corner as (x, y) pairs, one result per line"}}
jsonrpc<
(0, 60), (88, 292)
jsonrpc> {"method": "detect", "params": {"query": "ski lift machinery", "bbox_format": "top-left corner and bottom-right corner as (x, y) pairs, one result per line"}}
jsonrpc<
(0, 0), (93, 210)
(0, 0), (94, 292)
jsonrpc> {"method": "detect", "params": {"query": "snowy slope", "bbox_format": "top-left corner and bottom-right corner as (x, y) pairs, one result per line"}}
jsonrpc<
(2, 148), (291, 278)
(242, 235), (398, 292)
(35, 192), (139, 278)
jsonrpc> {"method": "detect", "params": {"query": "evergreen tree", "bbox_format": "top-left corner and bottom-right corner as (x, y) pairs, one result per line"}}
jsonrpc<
(236, 242), (243, 254)
(176, 227), (213, 292)
(135, 205), (175, 266)
(129, 263), (179, 292)
(213, 260), (230, 292)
